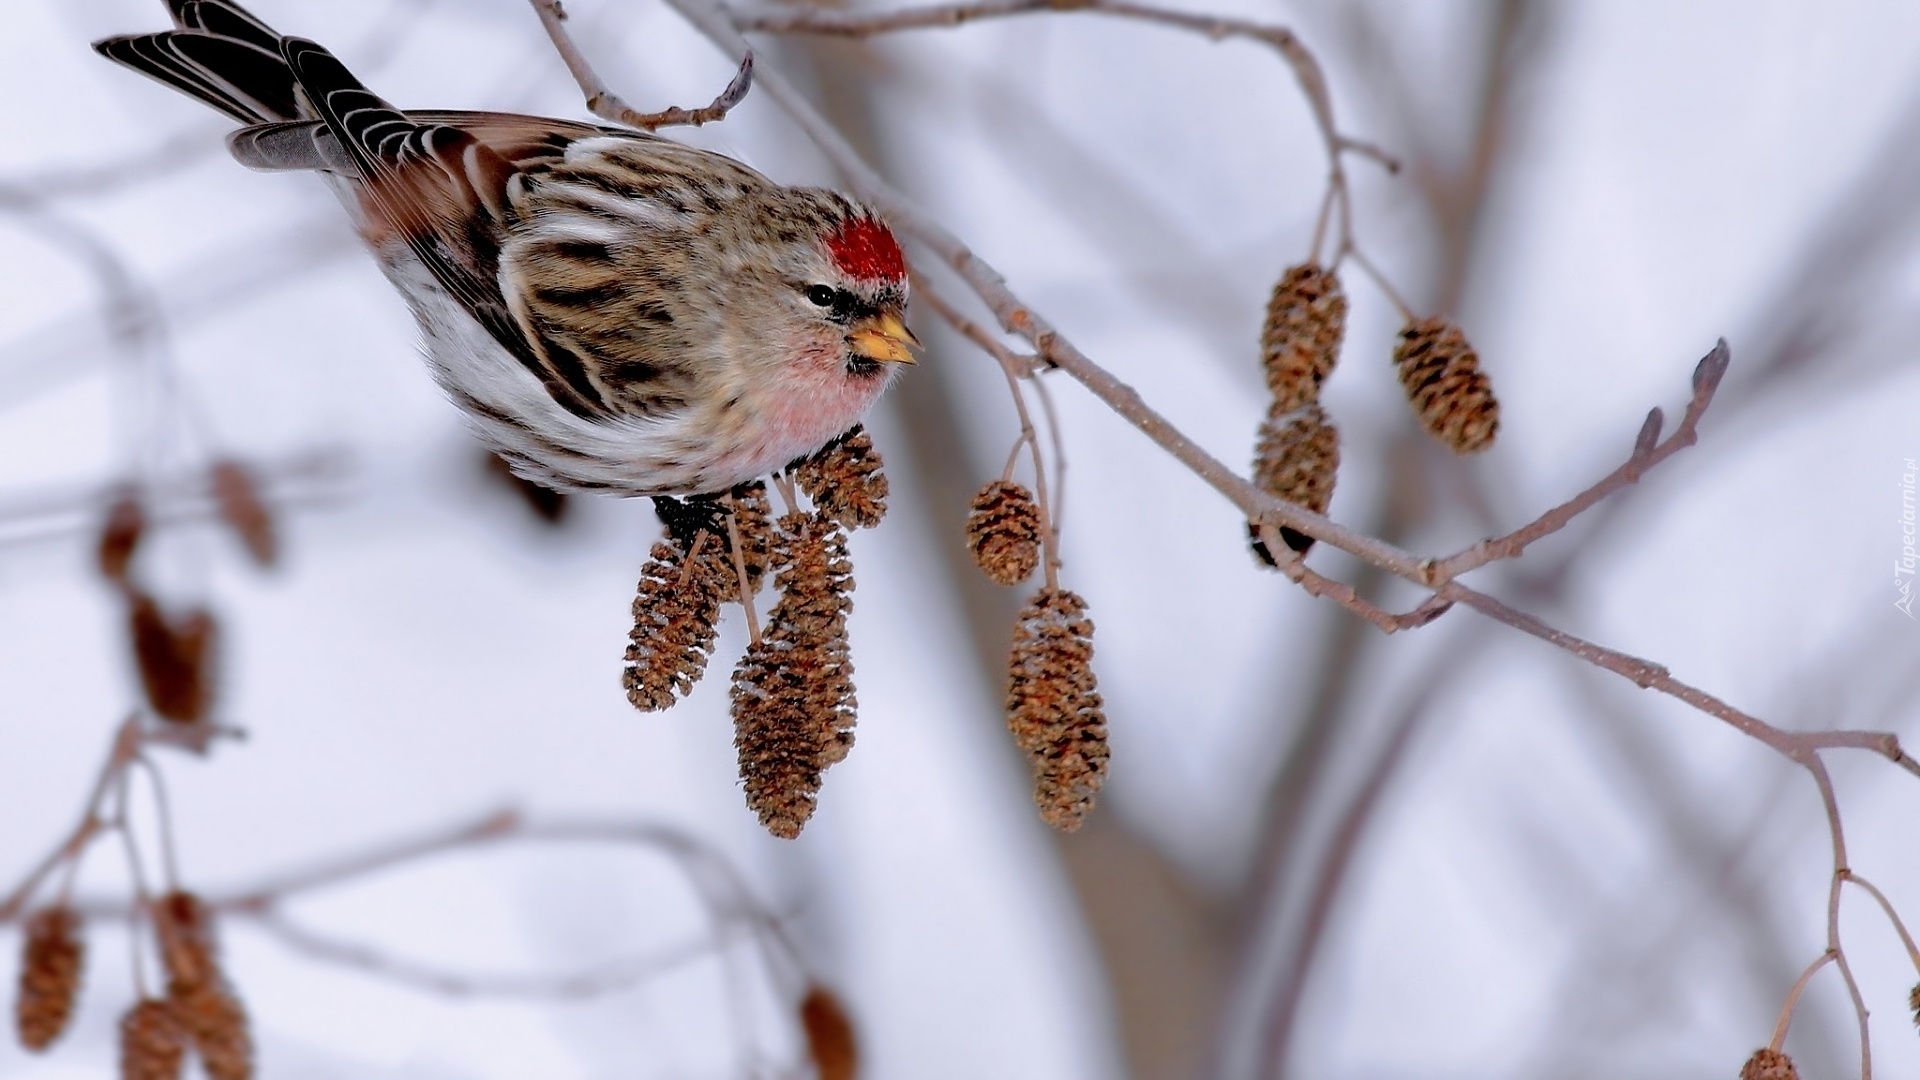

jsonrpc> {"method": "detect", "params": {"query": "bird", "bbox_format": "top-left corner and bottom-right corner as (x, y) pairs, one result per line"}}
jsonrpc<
(94, 0), (918, 498)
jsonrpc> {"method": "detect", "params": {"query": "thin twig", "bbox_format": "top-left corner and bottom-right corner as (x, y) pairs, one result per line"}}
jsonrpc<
(530, 0), (755, 129)
(1768, 950), (1837, 1052)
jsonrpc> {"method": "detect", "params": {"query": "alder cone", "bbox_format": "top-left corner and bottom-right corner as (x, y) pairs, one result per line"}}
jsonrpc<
(1249, 402), (1340, 560)
(799, 985), (859, 1080)
(127, 592), (219, 724)
(119, 999), (188, 1080)
(623, 534), (734, 712)
(796, 425), (888, 530)
(98, 494), (145, 584)
(1006, 587), (1108, 831)
(965, 480), (1042, 586)
(1261, 262), (1347, 413)
(1739, 1048), (1798, 1080)
(1392, 317), (1499, 453)
(731, 512), (858, 838)
(14, 907), (84, 1051)
(209, 460), (278, 567)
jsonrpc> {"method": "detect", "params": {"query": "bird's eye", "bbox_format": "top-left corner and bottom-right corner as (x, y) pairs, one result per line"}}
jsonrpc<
(807, 285), (838, 307)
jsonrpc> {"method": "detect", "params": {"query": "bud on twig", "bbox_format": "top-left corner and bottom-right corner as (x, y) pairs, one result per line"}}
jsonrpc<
(796, 425), (887, 530)
(731, 512), (857, 838)
(965, 480), (1042, 586)
(128, 592), (218, 724)
(799, 984), (859, 1080)
(1006, 588), (1108, 831)
(1260, 263), (1347, 413)
(14, 907), (83, 1052)
(1739, 1047), (1798, 1080)
(119, 999), (187, 1080)
(1249, 402), (1340, 561)
(1392, 317), (1499, 453)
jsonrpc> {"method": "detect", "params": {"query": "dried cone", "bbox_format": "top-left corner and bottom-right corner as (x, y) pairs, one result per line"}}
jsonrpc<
(1739, 1048), (1798, 1080)
(209, 460), (278, 567)
(796, 425), (888, 530)
(1910, 980), (1920, 1029)
(1006, 588), (1108, 831)
(799, 985), (859, 1080)
(728, 481), (774, 596)
(1260, 262), (1348, 413)
(128, 591), (218, 724)
(151, 892), (252, 1080)
(730, 512), (858, 838)
(119, 999), (187, 1080)
(98, 494), (145, 585)
(170, 983), (251, 1080)
(14, 907), (83, 1052)
(1392, 317), (1499, 453)
(623, 530), (735, 712)
(965, 480), (1043, 586)
(1249, 402), (1340, 561)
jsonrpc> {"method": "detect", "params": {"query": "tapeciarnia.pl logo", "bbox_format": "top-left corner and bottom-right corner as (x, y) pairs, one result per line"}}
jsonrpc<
(1899, 457), (1916, 619)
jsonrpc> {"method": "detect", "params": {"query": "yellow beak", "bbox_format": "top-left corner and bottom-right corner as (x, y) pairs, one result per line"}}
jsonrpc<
(848, 311), (920, 365)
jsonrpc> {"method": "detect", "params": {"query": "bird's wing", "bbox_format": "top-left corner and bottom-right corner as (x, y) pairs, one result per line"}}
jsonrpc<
(280, 39), (618, 418)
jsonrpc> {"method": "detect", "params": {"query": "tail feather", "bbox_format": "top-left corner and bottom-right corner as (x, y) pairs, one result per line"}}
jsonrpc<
(94, 0), (299, 124)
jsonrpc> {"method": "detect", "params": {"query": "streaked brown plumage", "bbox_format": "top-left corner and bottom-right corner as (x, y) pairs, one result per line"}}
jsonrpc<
(95, 0), (918, 496)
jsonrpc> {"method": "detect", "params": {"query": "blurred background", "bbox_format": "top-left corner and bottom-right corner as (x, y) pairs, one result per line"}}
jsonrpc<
(3, 1), (1920, 1077)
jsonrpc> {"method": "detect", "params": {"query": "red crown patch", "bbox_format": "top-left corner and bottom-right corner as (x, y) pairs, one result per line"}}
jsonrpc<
(825, 217), (906, 284)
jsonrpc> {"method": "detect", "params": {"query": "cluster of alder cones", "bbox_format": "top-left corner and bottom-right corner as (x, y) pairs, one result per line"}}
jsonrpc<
(965, 478), (1108, 832)
(13, 892), (253, 1079)
(622, 422), (1109, 836)
(1249, 262), (1501, 560)
(622, 426), (886, 839)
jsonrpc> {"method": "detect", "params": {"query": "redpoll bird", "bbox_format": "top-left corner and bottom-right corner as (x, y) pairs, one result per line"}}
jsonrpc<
(96, 1), (918, 496)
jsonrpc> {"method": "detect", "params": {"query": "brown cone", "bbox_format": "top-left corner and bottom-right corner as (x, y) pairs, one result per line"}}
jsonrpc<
(800, 985), (859, 1080)
(119, 999), (187, 1080)
(730, 512), (858, 838)
(1392, 317), (1499, 453)
(796, 425), (888, 530)
(150, 892), (252, 1080)
(1249, 402), (1340, 561)
(14, 907), (83, 1052)
(209, 460), (278, 568)
(1007, 588), (1109, 831)
(98, 494), (145, 585)
(128, 592), (219, 724)
(1261, 262), (1348, 413)
(728, 481), (774, 597)
(623, 530), (736, 712)
(1739, 1047), (1798, 1080)
(965, 480), (1043, 586)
